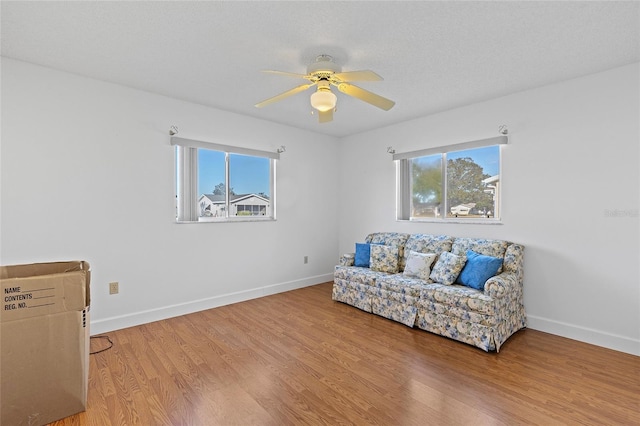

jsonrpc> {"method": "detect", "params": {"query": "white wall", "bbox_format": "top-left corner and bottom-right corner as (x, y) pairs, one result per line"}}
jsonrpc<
(1, 58), (339, 333)
(338, 63), (640, 355)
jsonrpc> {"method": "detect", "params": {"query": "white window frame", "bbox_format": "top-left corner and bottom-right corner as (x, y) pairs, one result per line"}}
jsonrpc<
(172, 137), (278, 223)
(394, 135), (507, 223)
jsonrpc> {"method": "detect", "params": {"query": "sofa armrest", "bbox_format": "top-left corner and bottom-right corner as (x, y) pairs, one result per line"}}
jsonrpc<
(484, 272), (520, 299)
(339, 253), (355, 266)
(503, 243), (524, 279)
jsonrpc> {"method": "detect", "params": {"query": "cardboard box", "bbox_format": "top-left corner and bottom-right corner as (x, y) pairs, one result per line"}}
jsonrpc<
(1, 261), (91, 426)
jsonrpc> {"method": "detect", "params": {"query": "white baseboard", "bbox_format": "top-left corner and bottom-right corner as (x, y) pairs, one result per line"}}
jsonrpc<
(527, 315), (639, 356)
(90, 273), (334, 335)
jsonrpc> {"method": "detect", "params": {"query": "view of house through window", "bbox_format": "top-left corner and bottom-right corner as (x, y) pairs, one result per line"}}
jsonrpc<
(173, 138), (276, 222)
(197, 150), (272, 221)
(407, 145), (500, 221)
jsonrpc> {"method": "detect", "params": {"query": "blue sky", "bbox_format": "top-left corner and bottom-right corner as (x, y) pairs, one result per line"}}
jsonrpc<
(412, 145), (500, 177)
(197, 150), (270, 196)
(447, 146), (500, 176)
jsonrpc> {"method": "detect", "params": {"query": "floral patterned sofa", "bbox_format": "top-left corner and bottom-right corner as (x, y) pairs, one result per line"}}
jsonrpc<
(332, 232), (526, 352)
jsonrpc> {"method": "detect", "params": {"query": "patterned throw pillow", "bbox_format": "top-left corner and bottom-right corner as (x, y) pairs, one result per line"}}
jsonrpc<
(403, 251), (437, 281)
(429, 251), (467, 285)
(370, 245), (400, 273)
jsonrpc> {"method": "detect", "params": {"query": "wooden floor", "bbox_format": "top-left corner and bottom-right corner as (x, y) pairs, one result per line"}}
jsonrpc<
(52, 282), (639, 425)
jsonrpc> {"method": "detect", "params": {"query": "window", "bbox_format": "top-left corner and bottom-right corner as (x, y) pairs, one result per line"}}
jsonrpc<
(172, 137), (278, 222)
(395, 135), (506, 222)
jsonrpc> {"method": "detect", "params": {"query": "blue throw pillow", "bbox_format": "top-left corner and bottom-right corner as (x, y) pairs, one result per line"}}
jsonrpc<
(354, 243), (372, 267)
(456, 250), (503, 290)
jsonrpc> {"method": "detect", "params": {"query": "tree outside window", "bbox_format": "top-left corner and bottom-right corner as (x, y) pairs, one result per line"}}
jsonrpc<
(406, 145), (500, 221)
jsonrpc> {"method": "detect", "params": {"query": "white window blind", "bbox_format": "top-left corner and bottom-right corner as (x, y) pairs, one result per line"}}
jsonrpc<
(175, 145), (198, 221)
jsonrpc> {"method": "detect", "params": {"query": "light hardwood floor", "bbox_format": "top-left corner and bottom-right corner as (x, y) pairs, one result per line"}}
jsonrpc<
(53, 282), (639, 425)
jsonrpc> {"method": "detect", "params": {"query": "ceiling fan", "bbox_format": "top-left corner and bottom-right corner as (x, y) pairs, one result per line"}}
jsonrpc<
(255, 55), (395, 123)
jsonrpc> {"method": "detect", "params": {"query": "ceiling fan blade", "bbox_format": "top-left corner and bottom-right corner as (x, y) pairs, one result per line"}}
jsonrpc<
(337, 83), (395, 111)
(318, 109), (333, 123)
(262, 70), (310, 79)
(333, 70), (383, 82)
(255, 83), (314, 108)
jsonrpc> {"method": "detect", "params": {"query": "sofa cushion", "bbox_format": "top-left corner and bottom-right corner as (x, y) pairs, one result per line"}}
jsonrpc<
(370, 245), (400, 273)
(403, 251), (437, 281)
(354, 243), (373, 267)
(419, 284), (497, 316)
(334, 266), (383, 286)
(404, 234), (455, 267)
(451, 238), (508, 273)
(376, 275), (427, 298)
(429, 251), (467, 285)
(456, 250), (503, 290)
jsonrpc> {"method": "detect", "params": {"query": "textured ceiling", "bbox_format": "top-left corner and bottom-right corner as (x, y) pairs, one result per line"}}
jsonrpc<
(2, 1), (639, 137)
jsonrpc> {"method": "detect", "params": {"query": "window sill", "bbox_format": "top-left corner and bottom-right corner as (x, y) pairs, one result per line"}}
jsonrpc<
(397, 218), (503, 225)
(176, 217), (276, 224)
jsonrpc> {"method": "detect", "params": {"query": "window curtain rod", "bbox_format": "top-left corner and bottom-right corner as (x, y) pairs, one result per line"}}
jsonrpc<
(392, 135), (508, 161)
(171, 136), (280, 160)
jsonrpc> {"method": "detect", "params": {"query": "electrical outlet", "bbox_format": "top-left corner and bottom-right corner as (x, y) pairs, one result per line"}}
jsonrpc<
(304, 256), (308, 264)
(109, 282), (119, 295)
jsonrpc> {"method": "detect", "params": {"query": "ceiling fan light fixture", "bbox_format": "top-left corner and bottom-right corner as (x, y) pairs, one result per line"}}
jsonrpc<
(310, 87), (337, 112)
(256, 54), (395, 123)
